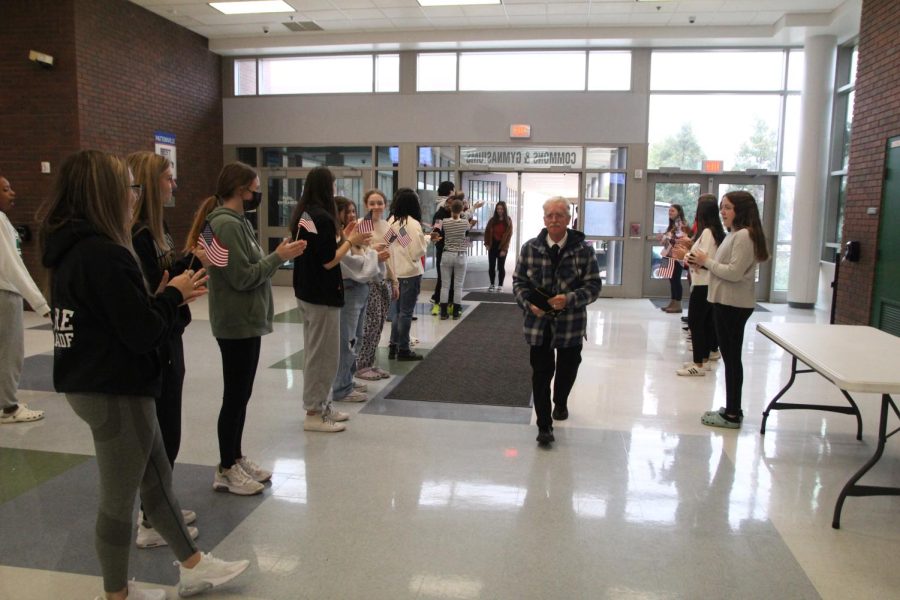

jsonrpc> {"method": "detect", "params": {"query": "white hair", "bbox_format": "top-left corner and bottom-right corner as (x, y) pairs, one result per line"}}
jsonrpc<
(542, 197), (570, 216)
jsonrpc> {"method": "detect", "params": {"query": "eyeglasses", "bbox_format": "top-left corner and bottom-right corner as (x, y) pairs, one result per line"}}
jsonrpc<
(130, 184), (144, 200)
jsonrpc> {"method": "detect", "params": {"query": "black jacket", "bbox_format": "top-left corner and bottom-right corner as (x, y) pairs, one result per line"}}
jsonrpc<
(292, 205), (344, 307)
(131, 222), (192, 336)
(41, 220), (183, 397)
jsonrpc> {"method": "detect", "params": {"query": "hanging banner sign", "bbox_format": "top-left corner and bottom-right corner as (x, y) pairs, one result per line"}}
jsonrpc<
(460, 146), (583, 169)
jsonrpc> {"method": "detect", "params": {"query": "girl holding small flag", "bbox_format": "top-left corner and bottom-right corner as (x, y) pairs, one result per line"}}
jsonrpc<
(186, 161), (306, 495)
(289, 167), (372, 433)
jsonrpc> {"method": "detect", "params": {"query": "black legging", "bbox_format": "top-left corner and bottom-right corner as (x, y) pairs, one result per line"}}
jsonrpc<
(488, 242), (506, 286)
(156, 335), (185, 466)
(712, 304), (753, 418)
(669, 261), (683, 301)
(687, 285), (716, 364)
(216, 337), (261, 469)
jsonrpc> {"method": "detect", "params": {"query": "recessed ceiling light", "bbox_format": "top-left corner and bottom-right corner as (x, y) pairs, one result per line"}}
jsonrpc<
(417, 0), (501, 6)
(209, 1), (295, 15)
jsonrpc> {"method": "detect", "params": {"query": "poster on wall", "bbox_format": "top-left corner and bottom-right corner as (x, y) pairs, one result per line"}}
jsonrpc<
(154, 131), (177, 207)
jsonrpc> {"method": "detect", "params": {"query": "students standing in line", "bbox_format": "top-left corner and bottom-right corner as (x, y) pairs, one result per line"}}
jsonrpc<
(387, 188), (434, 361)
(483, 200), (513, 292)
(438, 198), (469, 320)
(660, 204), (687, 313)
(290, 167), (371, 432)
(40, 150), (250, 600)
(687, 191), (769, 428)
(673, 194), (725, 377)
(128, 151), (204, 547)
(354, 189), (399, 381)
(0, 174), (50, 425)
(186, 161), (306, 495)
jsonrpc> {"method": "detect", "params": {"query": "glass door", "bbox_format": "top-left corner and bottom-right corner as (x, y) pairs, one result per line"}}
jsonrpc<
(260, 168), (367, 286)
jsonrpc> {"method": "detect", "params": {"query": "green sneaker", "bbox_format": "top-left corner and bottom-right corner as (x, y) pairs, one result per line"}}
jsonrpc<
(431, 304), (440, 316)
(700, 411), (741, 429)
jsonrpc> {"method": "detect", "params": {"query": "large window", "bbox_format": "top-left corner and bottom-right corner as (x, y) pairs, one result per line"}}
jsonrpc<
(824, 44), (858, 261)
(235, 54), (399, 96)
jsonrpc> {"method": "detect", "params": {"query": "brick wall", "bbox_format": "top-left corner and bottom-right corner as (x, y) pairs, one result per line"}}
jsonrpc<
(837, 0), (900, 324)
(0, 0), (79, 291)
(0, 0), (222, 295)
(75, 0), (223, 255)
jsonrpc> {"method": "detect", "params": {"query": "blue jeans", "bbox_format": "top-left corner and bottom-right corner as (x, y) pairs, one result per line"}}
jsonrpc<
(332, 279), (370, 399)
(390, 275), (421, 353)
(439, 251), (467, 305)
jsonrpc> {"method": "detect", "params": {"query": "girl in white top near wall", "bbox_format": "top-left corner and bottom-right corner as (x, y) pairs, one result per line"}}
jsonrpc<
(0, 175), (51, 424)
(688, 191), (769, 429)
(673, 194), (725, 376)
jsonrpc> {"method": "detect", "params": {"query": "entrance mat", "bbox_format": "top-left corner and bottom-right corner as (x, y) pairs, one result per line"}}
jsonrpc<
(462, 292), (517, 303)
(648, 298), (769, 312)
(386, 303), (532, 408)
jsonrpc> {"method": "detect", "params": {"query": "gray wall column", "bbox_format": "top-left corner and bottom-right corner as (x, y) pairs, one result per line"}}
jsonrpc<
(788, 35), (837, 308)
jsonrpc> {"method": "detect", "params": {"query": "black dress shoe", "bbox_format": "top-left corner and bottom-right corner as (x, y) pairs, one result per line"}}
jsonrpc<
(388, 344), (397, 359)
(536, 428), (555, 445)
(396, 351), (424, 361)
(552, 406), (568, 421)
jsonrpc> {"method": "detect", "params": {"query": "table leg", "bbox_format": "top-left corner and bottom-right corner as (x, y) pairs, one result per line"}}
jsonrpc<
(761, 356), (801, 435)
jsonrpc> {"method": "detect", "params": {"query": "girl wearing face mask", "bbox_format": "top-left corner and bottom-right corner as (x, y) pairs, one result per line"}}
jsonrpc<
(355, 189), (399, 381)
(483, 200), (513, 292)
(185, 162), (306, 494)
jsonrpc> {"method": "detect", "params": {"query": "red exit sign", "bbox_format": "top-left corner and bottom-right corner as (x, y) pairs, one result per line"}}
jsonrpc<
(702, 160), (724, 172)
(510, 124), (531, 139)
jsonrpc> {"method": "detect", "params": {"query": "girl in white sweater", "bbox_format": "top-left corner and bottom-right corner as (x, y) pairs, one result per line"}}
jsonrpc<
(688, 191), (769, 428)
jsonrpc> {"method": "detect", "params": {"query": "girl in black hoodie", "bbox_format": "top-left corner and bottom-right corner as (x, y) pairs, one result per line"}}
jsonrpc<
(40, 150), (249, 600)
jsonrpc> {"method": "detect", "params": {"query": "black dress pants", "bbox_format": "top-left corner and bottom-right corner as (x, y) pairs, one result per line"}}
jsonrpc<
(530, 329), (583, 430)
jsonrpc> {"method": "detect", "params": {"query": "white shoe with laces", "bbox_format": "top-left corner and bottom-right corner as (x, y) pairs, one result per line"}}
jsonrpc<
(213, 464), (264, 495)
(682, 361), (711, 371)
(136, 523), (199, 549)
(236, 456), (272, 483)
(337, 389), (368, 403)
(353, 382), (368, 392)
(304, 412), (346, 432)
(676, 364), (706, 376)
(177, 552), (250, 597)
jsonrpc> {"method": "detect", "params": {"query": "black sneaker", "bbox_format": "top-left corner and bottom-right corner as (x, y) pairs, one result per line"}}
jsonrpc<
(397, 351), (424, 361)
(388, 344), (397, 360)
(552, 406), (568, 421)
(536, 427), (555, 445)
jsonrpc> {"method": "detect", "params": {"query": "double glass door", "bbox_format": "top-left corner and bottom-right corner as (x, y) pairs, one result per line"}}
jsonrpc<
(643, 174), (777, 301)
(259, 168), (367, 285)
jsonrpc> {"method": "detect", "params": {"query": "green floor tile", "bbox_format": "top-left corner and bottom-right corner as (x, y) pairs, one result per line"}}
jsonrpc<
(0, 447), (91, 504)
(273, 307), (303, 323)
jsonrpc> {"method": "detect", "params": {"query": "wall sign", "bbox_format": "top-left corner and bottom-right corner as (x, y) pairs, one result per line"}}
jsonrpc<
(460, 146), (583, 170)
(154, 131), (177, 207)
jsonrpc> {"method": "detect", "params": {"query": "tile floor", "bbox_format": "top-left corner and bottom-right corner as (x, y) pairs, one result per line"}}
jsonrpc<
(1, 287), (898, 600)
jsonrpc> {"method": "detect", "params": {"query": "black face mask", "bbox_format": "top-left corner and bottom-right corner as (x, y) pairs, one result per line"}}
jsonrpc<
(243, 190), (262, 212)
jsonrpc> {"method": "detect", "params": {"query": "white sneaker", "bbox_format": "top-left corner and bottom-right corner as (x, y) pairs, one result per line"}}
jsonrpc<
(353, 382), (368, 392)
(709, 350), (721, 360)
(177, 552), (250, 597)
(236, 456), (272, 483)
(676, 365), (706, 376)
(136, 523), (199, 549)
(682, 361), (711, 371)
(303, 413), (346, 433)
(324, 406), (350, 422)
(213, 464), (264, 495)
(337, 389), (368, 403)
(488, 285), (495, 292)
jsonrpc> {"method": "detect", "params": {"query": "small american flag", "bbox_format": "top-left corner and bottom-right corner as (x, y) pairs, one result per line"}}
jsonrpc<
(198, 221), (229, 268)
(397, 225), (412, 248)
(357, 211), (374, 234)
(432, 219), (443, 231)
(657, 257), (675, 279)
(383, 228), (398, 246)
(298, 212), (317, 235)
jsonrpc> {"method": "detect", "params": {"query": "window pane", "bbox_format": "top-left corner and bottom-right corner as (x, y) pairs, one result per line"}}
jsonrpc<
(648, 95), (781, 171)
(587, 51), (631, 91)
(377, 146), (399, 167)
(651, 51), (784, 91)
(653, 183), (701, 233)
(777, 176), (795, 243)
(782, 95), (801, 172)
(585, 147), (627, 170)
(377, 170), (399, 197)
(259, 56), (373, 94)
(459, 52), (585, 91)
(418, 146), (456, 168)
(236, 147), (257, 167)
(417, 53), (457, 91)
(586, 240), (622, 286)
(836, 176), (847, 243)
(262, 146), (372, 168)
(375, 54), (399, 92)
(583, 173), (626, 237)
(773, 243), (790, 291)
(842, 90), (854, 170)
(849, 46), (858, 85)
(266, 177), (302, 228)
(235, 59), (257, 96)
(787, 50), (804, 91)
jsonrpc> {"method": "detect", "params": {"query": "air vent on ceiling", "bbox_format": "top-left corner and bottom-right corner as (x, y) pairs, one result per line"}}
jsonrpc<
(283, 21), (322, 32)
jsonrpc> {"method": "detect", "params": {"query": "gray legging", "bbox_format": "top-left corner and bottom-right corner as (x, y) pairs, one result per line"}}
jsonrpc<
(67, 393), (198, 592)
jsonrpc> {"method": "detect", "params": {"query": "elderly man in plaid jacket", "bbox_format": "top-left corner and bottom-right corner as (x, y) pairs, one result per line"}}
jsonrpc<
(513, 197), (601, 446)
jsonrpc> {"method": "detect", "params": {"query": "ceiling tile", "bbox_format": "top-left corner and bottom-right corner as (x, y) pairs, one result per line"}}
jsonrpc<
(381, 7), (426, 18)
(503, 4), (547, 17)
(342, 8), (389, 19)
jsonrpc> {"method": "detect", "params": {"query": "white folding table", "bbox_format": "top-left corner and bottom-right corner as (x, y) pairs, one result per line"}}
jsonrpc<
(756, 323), (900, 529)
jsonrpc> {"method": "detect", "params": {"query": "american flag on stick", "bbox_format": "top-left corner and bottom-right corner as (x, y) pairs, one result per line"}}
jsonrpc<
(357, 211), (374, 234)
(397, 225), (412, 248)
(657, 257), (675, 279)
(298, 212), (317, 235)
(198, 221), (229, 268)
(383, 228), (398, 246)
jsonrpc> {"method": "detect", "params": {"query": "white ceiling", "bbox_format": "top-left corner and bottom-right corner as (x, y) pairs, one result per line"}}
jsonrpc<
(128, 0), (862, 55)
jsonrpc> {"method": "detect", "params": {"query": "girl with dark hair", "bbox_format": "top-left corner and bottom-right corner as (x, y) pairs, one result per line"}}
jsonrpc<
(660, 203), (687, 313)
(674, 194), (725, 376)
(688, 191), (769, 428)
(187, 161), (306, 495)
(387, 187), (434, 360)
(290, 167), (371, 432)
(483, 200), (513, 291)
(40, 150), (250, 600)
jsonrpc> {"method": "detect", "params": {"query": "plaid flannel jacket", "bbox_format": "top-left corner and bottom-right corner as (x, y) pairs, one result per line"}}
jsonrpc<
(513, 228), (602, 348)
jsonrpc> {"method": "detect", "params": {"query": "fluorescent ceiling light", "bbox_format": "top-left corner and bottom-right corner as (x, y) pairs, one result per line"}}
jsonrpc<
(418, 0), (500, 6)
(209, 1), (295, 15)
